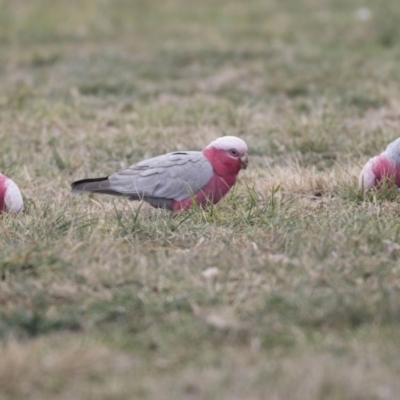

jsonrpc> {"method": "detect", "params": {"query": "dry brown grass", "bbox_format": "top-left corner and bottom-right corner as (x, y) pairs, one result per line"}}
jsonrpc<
(1, 0), (400, 398)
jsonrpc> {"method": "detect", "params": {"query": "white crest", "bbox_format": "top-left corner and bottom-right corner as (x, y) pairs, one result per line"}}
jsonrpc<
(207, 136), (248, 154)
(358, 157), (378, 191)
(5, 178), (23, 213)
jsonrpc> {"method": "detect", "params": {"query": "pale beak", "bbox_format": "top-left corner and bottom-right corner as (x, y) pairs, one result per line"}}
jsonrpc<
(240, 153), (248, 170)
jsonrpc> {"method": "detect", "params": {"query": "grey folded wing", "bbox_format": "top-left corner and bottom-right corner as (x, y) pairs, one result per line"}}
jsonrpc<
(105, 151), (213, 202)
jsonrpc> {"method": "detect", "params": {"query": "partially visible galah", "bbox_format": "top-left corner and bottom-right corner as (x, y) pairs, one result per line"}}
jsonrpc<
(71, 136), (248, 211)
(0, 173), (23, 213)
(359, 137), (400, 191)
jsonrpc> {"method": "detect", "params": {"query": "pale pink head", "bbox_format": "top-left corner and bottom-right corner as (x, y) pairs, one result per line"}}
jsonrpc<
(0, 174), (23, 213)
(203, 136), (248, 176)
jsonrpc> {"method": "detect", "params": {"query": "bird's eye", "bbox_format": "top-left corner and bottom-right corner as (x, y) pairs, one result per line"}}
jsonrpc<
(229, 149), (239, 157)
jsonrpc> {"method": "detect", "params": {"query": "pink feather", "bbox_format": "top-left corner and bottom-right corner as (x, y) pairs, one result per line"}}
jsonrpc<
(0, 174), (23, 213)
(359, 138), (400, 190)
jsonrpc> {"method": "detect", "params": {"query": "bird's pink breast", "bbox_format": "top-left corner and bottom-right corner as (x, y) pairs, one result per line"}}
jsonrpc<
(372, 157), (400, 187)
(172, 174), (236, 211)
(171, 146), (241, 211)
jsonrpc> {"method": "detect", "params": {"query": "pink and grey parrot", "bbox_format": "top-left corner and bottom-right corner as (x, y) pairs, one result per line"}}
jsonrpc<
(71, 136), (248, 211)
(0, 173), (23, 213)
(359, 137), (400, 191)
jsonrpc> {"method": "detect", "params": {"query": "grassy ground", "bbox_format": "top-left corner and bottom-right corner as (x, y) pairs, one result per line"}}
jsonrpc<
(1, 0), (400, 398)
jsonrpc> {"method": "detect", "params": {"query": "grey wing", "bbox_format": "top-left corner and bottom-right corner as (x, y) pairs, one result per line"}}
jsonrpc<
(108, 151), (214, 201)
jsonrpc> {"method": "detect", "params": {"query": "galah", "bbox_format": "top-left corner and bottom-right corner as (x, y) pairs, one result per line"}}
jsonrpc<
(0, 173), (23, 213)
(359, 137), (400, 191)
(71, 136), (248, 211)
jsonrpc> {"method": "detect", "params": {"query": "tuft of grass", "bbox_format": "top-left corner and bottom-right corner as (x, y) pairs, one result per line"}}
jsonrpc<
(2, 0), (400, 399)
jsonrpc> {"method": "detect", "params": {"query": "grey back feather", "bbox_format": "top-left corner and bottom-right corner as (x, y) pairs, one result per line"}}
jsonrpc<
(103, 151), (213, 201)
(384, 137), (400, 165)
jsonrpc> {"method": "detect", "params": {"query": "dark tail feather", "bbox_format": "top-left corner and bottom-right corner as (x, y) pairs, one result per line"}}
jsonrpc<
(71, 177), (123, 196)
(71, 177), (173, 209)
